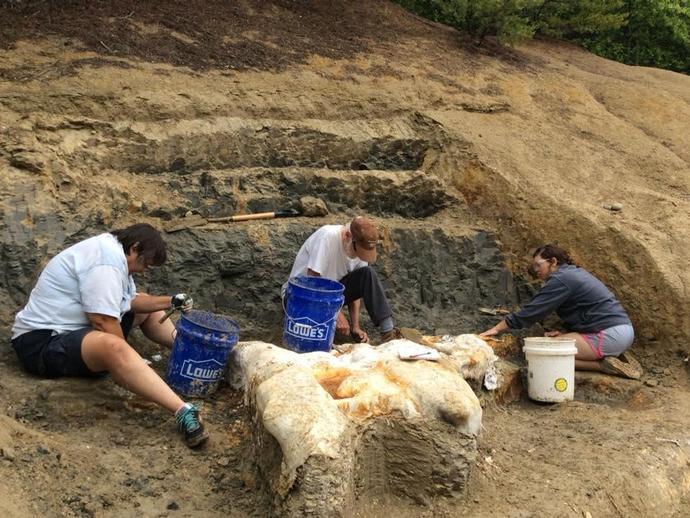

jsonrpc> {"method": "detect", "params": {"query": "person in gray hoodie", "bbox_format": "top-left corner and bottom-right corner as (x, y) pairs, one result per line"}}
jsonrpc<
(480, 244), (641, 379)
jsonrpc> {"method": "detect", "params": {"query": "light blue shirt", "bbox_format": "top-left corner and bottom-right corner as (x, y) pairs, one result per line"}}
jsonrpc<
(12, 233), (136, 339)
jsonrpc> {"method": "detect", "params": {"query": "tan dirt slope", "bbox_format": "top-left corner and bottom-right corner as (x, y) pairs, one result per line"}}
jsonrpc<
(0, 2), (688, 355)
(0, 2), (689, 517)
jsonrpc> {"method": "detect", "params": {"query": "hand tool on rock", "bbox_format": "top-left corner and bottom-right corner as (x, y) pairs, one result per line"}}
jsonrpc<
(207, 208), (300, 223)
(165, 208), (301, 232)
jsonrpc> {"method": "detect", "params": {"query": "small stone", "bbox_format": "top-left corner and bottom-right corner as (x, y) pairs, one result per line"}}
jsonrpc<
(170, 157), (186, 172)
(167, 501), (180, 510)
(9, 151), (44, 173)
(298, 196), (329, 217)
(37, 445), (51, 454)
(412, 493), (430, 505)
(603, 202), (623, 211)
(1, 447), (16, 461)
(644, 379), (659, 387)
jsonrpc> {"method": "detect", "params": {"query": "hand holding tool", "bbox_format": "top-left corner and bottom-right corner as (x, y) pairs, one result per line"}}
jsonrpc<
(159, 293), (194, 323)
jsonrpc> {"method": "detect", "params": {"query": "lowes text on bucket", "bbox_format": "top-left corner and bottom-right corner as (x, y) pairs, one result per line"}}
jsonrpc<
(286, 317), (328, 340)
(180, 358), (224, 381)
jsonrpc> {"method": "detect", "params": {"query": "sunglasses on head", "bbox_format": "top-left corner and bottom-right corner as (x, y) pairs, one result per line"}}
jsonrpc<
(532, 258), (548, 269)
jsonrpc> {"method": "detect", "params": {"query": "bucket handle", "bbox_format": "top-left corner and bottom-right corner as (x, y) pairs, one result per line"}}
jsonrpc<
(282, 294), (345, 327)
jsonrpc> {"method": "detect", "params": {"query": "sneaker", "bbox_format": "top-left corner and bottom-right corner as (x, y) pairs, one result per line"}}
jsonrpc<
(175, 403), (209, 448)
(600, 355), (642, 380)
(379, 327), (425, 345)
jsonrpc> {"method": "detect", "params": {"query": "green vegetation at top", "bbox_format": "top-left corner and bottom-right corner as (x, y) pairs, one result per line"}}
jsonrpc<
(395, 0), (690, 74)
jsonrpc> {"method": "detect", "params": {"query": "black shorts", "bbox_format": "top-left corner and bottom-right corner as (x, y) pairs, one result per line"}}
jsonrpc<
(10, 312), (135, 378)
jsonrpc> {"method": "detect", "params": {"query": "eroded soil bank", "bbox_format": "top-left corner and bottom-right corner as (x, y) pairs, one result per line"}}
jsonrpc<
(1, 1), (689, 516)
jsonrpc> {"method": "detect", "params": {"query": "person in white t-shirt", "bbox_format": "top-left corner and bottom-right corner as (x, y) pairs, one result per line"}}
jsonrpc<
(11, 223), (207, 448)
(284, 216), (418, 344)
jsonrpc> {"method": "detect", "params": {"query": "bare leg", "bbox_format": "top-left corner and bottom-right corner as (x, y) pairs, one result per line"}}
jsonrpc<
(558, 332), (605, 373)
(575, 359), (605, 372)
(137, 311), (177, 348)
(81, 330), (183, 413)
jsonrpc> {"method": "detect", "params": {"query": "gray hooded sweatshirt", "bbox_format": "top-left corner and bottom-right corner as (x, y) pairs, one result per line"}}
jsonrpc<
(505, 264), (631, 333)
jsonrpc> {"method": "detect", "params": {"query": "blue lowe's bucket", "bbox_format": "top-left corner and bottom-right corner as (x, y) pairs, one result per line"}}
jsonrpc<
(283, 276), (345, 353)
(166, 310), (240, 398)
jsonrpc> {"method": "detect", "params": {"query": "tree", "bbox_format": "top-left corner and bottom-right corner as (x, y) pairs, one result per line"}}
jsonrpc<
(530, 0), (627, 37)
(395, 0), (539, 45)
(395, 0), (690, 74)
(580, 0), (690, 73)
(395, 0), (625, 45)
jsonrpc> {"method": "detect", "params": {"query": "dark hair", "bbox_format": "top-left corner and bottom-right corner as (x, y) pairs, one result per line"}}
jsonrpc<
(532, 244), (575, 266)
(111, 223), (167, 266)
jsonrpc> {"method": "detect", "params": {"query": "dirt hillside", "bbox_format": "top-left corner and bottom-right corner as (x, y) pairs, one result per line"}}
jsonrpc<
(0, 1), (689, 517)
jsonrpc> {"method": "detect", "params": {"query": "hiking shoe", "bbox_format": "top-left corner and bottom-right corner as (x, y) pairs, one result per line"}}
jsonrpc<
(620, 351), (642, 375)
(380, 327), (425, 345)
(600, 355), (642, 380)
(175, 403), (209, 448)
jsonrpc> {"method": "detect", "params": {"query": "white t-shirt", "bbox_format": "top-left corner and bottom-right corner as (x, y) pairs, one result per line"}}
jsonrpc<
(282, 224), (367, 293)
(12, 233), (137, 339)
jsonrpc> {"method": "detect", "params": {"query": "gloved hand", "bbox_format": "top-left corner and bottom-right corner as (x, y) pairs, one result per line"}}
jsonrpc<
(171, 293), (193, 313)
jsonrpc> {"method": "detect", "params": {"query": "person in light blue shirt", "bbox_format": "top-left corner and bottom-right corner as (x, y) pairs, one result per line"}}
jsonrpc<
(11, 223), (208, 447)
(481, 244), (641, 379)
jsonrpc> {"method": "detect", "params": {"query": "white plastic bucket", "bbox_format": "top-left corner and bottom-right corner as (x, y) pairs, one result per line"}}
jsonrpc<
(523, 337), (578, 403)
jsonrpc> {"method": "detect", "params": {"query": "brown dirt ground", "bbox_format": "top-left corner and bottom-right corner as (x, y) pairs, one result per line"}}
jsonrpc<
(1, 333), (689, 517)
(1, 1), (689, 516)
(0, 0), (525, 74)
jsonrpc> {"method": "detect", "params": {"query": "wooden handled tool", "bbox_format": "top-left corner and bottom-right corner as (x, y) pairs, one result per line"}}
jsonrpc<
(159, 307), (176, 323)
(207, 208), (300, 223)
(165, 208), (301, 233)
